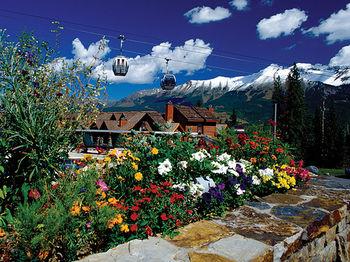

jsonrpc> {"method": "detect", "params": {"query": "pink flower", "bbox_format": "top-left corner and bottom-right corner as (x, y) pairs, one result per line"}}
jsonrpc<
(96, 179), (108, 192)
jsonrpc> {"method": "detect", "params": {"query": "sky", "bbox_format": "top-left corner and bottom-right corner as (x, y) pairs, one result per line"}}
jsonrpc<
(0, 0), (350, 99)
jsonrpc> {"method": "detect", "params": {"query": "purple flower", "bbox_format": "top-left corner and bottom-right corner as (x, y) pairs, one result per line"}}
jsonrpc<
(209, 187), (224, 202)
(218, 183), (225, 190)
(86, 221), (92, 229)
(236, 164), (244, 175)
(202, 192), (212, 205)
(96, 179), (108, 192)
(227, 176), (238, 187)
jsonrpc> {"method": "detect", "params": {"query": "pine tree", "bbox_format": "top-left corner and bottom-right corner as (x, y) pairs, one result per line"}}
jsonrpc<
(272, 75), (287, 139)
(230, 108), (237, 127)
(285, 63), (306, 156)
(324, 99), (344, 167)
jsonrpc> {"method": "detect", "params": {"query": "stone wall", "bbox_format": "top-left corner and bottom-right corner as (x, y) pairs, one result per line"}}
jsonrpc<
(80, 175), (350, 262)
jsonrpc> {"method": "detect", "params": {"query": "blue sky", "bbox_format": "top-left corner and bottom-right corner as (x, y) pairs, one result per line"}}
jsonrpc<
(1, 0), (350, 99)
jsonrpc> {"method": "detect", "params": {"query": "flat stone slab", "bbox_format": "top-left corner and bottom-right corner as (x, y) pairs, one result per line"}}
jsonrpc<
(262, 193), (304, 205)
(221, 206), (302, 246)
(79, 237), (189, 262)
(311, 176), (350, 190)
(207, 235), (273, 262)
(188, 252), (235, 262)
(169, 220), (232, 248)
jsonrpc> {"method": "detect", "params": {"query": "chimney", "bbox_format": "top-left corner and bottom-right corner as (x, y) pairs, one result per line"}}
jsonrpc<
(119, 114), (127, 127)
(165, 101), (174, 122)
(208, 105), (214, 114)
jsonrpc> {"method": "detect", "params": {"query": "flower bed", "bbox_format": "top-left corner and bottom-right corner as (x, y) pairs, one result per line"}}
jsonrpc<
(0, 131), (310, 261)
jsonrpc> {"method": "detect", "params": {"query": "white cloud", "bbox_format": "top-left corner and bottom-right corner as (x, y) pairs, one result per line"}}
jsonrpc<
(305, 3), (350, 44)
(329, 45), (350, 67)
(72, 38), (110, 66)
(230, 0), (248, 11)
(257, 8), (308, 40)
(261, 0), (273, 6)
(184, 6), (231, 24)
(64, 38), (212, 84)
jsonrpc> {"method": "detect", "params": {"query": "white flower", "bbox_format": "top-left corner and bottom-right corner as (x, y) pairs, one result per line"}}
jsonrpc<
(227, 160), (237, 169)
(177, 161), (188, 170)
(195, 176), (216, 193)
(158, 159), (172, 175)
(211, 164), (228, 174)
(258, 168), (274, 178)
(228, 169), (240, 177)
(191, 149), (210, 162)
(211, 161), (221, 168)
(172, 183), (186, 191)
(188, 182), (205, 197)
(217, 153), (231, 162)
(252, 175), (261, 185)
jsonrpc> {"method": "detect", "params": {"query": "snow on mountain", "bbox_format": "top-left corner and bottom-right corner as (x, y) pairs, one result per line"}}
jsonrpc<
(118, 63), (350, 102)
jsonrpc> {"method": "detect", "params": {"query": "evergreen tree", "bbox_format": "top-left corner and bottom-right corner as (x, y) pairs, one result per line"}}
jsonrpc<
(195, 99), (203, 107)
(285, 63), (306, 156)
(230, 108), (237, 127)
(272, 75), (288, 139)
(323, 99), (344, 167)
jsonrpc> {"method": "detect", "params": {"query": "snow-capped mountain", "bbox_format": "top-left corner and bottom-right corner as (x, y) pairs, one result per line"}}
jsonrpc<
(109, 63), (350, 122)
(116, 63), (350, 103)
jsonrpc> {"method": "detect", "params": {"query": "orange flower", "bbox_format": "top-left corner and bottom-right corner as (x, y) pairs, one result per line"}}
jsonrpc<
(271, 154), (277, 161)
(108, 197), (119, 205)
(107, 214), (124, 229)
(0, 228), (6, 238)
(38, 250), (49, 261)
(150, 147), (159, 155)
(120, 224), (129, 233)
(250, 157), (257, 164)
(131, 162), (138, 171)
(82, 206), (91, 213)
(70, 202), (81, 216)
(134, 172), (143, 181)
(96, 201), (108, 208)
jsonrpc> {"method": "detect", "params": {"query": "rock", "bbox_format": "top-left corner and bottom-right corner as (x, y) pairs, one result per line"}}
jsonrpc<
(207, 235), (273, 262)
(79, 237), (189, 262)
(168, 220), (232, 248)
(306, 166), (319, 174)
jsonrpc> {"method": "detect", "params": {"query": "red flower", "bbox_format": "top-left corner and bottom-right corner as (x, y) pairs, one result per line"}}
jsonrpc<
(170, 193), (184, 204)
(160, 213), (168, 221)
(176, 219), (182, 227)
(268, 119), (277, 127)
(131, 205), (140, 212)
(276, 148), (284, 154)
(142, 197), (151, 203)
(168, 215), (174, 220)
(130, 224), (138, 233)
(162, 181), (172, 187)
(28, 188), (41, 200)
(130, 213), (139, 221)
(145, 226), (153, 236)
(133, 186), (142, 191)
(186, 210), (193, 215)
(149, 184), (159, 194)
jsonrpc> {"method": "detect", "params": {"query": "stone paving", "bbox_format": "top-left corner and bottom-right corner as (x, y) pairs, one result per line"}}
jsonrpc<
(80, 175), (350, 262)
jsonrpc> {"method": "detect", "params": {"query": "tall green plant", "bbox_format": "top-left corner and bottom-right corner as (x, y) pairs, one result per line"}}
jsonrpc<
(0, 30), (107, 188)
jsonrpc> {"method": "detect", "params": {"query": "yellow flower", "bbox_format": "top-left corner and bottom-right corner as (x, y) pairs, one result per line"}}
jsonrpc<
(120, 224), (129, 233)
(117, 176), (125, 182)
(70, 202), (81, 216)
(101, 191), (107, 199)
(82, 206), (91, 213)
(134, 172), (143, 181)
(107, 214), (124, 229)
(104, 156), (111, 163)
(95, 201), (108, 208)
(108, 148), (118, 157)
(151, 147), (159, 155)
(83, 154), (93, 162)
(131, 162), (138, 171)
(0, 228), (6, 238)
(108, 197), (119, 205)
